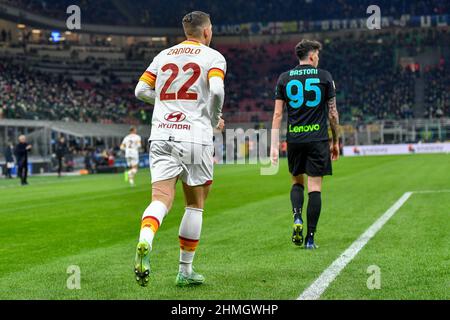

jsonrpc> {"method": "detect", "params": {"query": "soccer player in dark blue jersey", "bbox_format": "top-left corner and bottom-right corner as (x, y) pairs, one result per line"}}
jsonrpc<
(271, 40), (340, 249)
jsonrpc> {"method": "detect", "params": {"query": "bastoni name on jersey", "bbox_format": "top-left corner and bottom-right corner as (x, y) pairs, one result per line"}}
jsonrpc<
(171, 303), (279, 317)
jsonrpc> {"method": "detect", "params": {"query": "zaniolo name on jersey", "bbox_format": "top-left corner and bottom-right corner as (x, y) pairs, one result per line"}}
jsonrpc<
(139, 40), (227, 145)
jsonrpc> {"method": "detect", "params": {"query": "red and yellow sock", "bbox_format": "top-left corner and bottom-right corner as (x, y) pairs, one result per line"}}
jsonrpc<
(141, 216), (160, 234)
(179, 236), (199, 252)
(138, 201), (168, 247)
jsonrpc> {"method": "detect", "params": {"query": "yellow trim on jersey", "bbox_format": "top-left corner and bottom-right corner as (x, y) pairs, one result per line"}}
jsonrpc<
(182, 40), (201, 46)
(139, 71), (156, 88)
(208, 68), (225, 80)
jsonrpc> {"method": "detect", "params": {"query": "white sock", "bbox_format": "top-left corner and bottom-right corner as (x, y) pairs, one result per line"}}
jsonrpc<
(139, 201), (168, 249)
(179, 262), (193, 275)
(178, 207), (203, 275)
(128, 169), (137, 183)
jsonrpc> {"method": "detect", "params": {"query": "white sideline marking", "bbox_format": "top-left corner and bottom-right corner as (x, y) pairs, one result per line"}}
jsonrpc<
(298, 189), (450, 300)
(298, 192), (413, 300)
(412, 190), (450, 194)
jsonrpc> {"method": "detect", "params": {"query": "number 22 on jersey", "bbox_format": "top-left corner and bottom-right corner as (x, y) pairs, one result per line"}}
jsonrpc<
(160, 63), (201, 101)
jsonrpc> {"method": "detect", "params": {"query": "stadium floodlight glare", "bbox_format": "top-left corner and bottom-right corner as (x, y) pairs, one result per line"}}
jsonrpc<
(50, 31), (61, 42)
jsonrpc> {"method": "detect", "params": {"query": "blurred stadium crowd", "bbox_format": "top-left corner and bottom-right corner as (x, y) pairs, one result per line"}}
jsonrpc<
(0, 58), (141, 123)
(1, 29), (448, 124)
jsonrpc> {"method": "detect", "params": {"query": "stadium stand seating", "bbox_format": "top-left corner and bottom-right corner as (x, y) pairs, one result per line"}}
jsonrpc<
(0, 0), (449, 124)
(423, 62), (450, 119)
(1, 28), (449, 124)
(0, 57), (145, 123)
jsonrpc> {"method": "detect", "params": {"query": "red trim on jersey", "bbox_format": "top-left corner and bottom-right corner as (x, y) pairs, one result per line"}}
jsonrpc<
(144, 71), (156, 79)
(204, 180), (213, 186)
(209, 68), (224, 73)
(208, 68), (225, 80)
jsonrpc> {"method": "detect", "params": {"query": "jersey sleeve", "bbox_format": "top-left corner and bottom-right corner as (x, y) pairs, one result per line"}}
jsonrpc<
(325, 71), (336, 100)
(274, 74), (286, 101)
(139, 54), (159, 88)
(208, 52), (226, 81)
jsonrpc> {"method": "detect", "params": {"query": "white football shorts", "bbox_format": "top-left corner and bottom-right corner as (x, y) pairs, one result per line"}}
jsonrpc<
(149, 140), (214, 186)
(126, 154), (139, 167)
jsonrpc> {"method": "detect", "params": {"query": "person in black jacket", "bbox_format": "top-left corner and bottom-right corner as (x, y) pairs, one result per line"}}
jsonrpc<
(3, 141), (14, 179)
(55, 136), (68, 177)
(15, 135), (32, 185)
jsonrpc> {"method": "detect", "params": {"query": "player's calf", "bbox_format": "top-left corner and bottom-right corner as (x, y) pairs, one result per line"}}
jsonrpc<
(152, 179), (177, 210)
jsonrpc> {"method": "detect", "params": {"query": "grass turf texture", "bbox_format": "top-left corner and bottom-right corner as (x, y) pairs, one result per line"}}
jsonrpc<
(0, 154), (448, 300)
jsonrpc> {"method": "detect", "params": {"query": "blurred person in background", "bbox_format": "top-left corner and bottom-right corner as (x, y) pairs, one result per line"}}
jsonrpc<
(3, 141), (15, 179)
(84, 149), (93, 174)
(15, 135), (32, 185)
(55, 136), (68, 177)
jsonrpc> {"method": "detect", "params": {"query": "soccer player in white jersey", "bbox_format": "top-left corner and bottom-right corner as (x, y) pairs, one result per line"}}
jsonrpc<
(133, 11), (226, 287)
(120, 126), (142, 186)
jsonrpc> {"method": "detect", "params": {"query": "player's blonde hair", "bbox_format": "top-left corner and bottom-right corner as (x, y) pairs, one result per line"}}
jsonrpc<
(182, 11), (211, 38)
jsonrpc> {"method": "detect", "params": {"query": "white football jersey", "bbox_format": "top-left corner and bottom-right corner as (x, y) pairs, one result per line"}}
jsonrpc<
(122, 133), (141, 158)
(139, 40), (226, 145)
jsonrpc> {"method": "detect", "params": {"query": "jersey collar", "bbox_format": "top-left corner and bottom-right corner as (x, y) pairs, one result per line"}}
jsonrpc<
(181, 39), (202, 46)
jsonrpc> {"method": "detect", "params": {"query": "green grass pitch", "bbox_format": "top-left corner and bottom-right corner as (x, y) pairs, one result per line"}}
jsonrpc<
(0, 154), (449, 300)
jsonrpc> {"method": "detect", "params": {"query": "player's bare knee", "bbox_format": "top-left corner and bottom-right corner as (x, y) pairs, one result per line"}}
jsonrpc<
(307, 176), (322, 193)
(182, 184), (209, 209)
(292, 174), (305, 186)
(152, 185), (175, 210)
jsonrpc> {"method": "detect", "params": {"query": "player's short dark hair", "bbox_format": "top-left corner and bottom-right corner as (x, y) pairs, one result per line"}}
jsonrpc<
(129, 126), (136, 132)
(182, 11), (211, 38)
(295, 39), (322, 61)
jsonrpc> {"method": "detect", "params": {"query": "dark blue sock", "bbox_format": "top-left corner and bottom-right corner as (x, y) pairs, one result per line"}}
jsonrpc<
(307, 191), (322, 237)
(290, 183), (304, 224)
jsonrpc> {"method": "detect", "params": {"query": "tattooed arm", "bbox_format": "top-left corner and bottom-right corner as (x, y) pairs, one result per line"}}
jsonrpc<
(328, 97), (340, 160)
